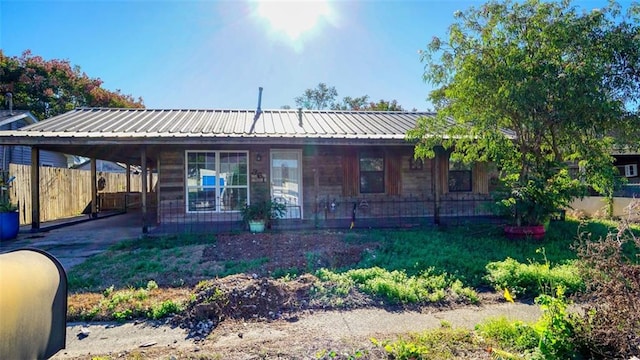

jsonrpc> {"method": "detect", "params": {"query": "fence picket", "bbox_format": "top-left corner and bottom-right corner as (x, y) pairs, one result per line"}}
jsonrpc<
(7, 164), (156, 225)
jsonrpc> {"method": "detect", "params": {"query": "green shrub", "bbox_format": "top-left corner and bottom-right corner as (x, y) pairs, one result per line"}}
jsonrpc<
(316, 267), (478, 305)
(476, 287), (579, 358)
(149, 300), (182, 319)
(535, 287), (577, 359)
(485, 257), (583, 298)
(476, 316), (539, 352)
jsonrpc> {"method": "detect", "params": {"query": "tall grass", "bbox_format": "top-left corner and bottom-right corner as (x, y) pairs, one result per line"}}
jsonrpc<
(315, 267), (478, 304)
(357, 220), (612, 288)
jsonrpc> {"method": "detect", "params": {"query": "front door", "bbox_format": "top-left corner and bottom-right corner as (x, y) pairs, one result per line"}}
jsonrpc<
(270, 150), (302, 219)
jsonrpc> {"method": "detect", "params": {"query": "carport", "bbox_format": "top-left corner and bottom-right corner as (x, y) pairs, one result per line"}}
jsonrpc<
(0, 109), (159, 233)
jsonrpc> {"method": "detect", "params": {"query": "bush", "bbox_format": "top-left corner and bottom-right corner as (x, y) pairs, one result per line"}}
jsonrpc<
(485, 256), (583, 298)
(534, 287), (578, 359)
(476, 317), (539, 352)
(476, 287), (581, 359)
(316, 267), (478, 305)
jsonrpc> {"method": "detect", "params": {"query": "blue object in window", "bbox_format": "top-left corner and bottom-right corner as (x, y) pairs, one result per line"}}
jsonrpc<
(202, 176), (225, 195)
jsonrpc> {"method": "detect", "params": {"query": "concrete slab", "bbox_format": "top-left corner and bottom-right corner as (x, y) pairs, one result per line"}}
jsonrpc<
(0, 211), (146, 271)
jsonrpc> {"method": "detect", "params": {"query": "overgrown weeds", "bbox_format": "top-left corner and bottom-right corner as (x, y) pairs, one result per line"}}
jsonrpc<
(573, 217), (640, 358)
(484, 254), (583, 299)
(314, 267), (478, 305)
(358, 221), (593, 288)
(371, 325), (482, 359)
(68, 280), (190, 322)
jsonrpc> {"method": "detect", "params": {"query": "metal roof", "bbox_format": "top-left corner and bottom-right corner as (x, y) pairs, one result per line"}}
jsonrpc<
(0, 108), (436, 143)
(0, 110), (38, 128)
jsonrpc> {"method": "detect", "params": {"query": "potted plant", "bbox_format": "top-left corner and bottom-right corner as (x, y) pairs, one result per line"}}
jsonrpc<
(492, 169), (583, 239)
(240, 198), (286, 233)
(0, 179), (19, 241)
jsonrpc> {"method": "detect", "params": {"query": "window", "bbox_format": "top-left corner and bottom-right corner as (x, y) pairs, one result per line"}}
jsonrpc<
(448, 161), (472, 192)
(617, 164), (638, 178)
(186, 151), (248, 212)
(359, 152), (385, 193)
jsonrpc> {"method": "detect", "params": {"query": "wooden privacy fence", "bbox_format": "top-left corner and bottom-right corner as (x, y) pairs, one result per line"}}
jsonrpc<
(8, 164), (157, 225)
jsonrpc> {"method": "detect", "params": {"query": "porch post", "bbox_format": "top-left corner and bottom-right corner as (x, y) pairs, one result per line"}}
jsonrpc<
(90, 158), (98, 218)
(125, 163), (131, 212)
(148, 166), (152, 193)
(140, 147), (148, 234)
(30, 147), (40, 231)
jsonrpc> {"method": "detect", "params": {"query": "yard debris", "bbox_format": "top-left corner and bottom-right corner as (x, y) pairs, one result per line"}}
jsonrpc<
(77, 327), (90, 339)
(172, 274), (315, 340)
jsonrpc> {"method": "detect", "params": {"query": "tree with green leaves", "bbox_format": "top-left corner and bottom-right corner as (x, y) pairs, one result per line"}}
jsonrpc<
(367, 99), (405, 112)
(293, 84), (407, 111)
(294, 82), (338, 110)
(1, 50), (144, 120)
(331, 95), (370, 110)
(408, 0), (640, 225)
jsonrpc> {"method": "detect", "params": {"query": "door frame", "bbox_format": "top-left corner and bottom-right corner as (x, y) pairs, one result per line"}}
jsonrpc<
(269, 149), (303, 219)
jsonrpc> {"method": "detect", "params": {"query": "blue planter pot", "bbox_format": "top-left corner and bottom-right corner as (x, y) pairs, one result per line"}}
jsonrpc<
(0, 212), (19, 241)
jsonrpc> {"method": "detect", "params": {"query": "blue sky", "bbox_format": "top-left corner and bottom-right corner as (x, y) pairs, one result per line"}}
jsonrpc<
(1, 0), (631, 111)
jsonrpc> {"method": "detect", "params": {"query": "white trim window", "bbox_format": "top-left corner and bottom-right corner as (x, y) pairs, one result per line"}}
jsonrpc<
(185, 151), (248, 212)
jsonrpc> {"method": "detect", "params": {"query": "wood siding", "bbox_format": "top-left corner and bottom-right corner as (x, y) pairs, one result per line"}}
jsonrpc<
(156, 145), (493, 224)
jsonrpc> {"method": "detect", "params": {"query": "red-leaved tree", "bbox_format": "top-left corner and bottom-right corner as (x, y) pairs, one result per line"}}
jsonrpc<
(0, 50), (144, 119)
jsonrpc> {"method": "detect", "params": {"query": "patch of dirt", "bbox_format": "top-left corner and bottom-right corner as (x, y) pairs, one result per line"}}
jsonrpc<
(165, 231), (383, 340)
(202, 231), (379, 276)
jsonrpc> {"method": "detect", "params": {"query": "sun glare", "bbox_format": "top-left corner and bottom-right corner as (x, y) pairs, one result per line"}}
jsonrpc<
(254, 0), (332, 42)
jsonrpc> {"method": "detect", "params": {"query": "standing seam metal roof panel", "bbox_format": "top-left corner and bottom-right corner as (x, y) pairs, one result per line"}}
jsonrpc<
(332, 112), (358, 135)
(121, 110), (155, 133)
(102, 109), (142, 132)
(270, 111), (286, 135)
(47, 113), (95, 132)
(178, 110), (205, 133)
(204, 111), (223, 134)
(64, 109), (111, 132)
(313, 111), (340, 135)
(169, 111), (189, 134)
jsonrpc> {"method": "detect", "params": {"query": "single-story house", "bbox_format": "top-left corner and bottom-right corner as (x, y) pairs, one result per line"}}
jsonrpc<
(0, 110), (68, 170)
(612, 150), (640, 190)
(0, 107), (496, 233)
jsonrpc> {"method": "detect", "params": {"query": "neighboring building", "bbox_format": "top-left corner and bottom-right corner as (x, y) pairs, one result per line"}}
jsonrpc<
(0, 107), (497, 232)
(72, 159), (130, 173)
(613, 152), (640, 185)
(612, 149), (640, 198)
(0, 110), (68, 171)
